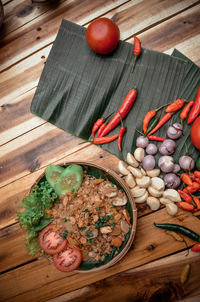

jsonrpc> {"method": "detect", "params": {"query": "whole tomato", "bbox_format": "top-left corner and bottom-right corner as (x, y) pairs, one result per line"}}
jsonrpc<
(190, 116), (200, 150)
(86, 18), (120, 54)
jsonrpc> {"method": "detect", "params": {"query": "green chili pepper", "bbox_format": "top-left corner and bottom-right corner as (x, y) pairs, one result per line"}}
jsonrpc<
(144, 112), (161, 136)
(154, 222), (200, 242)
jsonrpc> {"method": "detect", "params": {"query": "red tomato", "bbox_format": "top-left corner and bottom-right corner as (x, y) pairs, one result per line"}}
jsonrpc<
(53, 243), (82, 272)
(190, 116), (200, 150)
(86, 17), (120, 54)
(38, 224), (67, 255)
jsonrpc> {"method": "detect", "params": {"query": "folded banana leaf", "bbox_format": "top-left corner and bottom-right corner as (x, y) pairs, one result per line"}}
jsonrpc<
(31, 19), (200, 164)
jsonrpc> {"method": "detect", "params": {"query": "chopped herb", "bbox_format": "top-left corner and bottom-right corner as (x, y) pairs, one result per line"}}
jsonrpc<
(106, 215), (110, 221)
(95, 206), (100, 210)
(73, 193), (77, 197)
(111, 183), (115, 187)
(110, 222), (115, 227)
(63, 218), (67, 222)
(85, 230), (93, 238)
(83, 209), (89, 213)
(112, 204), (116, 208)
(88, 238), (96, 243)
(71, 188), (75, 192)
(16, 180), (58, 256)
(100, 216), (105, 221)
(110, 215), (113, 220)
(80, 227), (86, 231)
(62, 231), (68, 239)
(56, 199), (60, 203)
(120, 188), (125, 192)
(103, 223), (107, 226)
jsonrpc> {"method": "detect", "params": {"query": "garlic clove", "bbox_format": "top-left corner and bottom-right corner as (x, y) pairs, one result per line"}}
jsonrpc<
(125, 173), (136, 188)
(151, 177), (165, 191)
(134, 148), (145, 162)
(128, 166), (143, 178)
(134, 191), (149, 203)
(136, 176), (151, 188)
(146, 169), (160, 177)
(118, 160), (129, 175)
(126, 152), (139, 168)
(166, 203), (178, 216)
(147, 196), (160, 210)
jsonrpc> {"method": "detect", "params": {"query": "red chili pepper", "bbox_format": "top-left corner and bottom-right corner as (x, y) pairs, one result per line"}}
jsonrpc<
(194, 171), (200, 179)
(148, 135), (166, 142)
(143, 104), (169, 133)
(178, 190), (193, 203)
(192, 182), (200, 190)
(191, 243), (200, 252)
(180, 173), (193, 187)
(132, 36), (141, 72)
(180, 101), (194, 125)
(187, 84), (200, 124)
(97, 121), (108, 137)
(92, 134), (119, 145)
(193, 196), (200, 210)
(194, 177), (200, 184)
(118, 113), (126, 151)
(165, 99), (185, 113)
(183, 186), (198, 194)
(178, 201), (194, 212)
(100, 88), (137, 137)
(147, 113), (172, 136)
(92, 112), (113, 137)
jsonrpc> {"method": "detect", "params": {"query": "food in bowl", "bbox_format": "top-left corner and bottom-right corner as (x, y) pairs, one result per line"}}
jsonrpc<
(17, 163), (135, 272)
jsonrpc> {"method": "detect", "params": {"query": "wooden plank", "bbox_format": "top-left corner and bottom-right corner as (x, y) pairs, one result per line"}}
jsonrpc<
(0, 1), (199, 108)
(0, 88), (45, 146)
(0, 0), (198, 72)
(47, 251), (200, 302)
(1, 0), (66, 38)
(137, 4), (200, 66)
(0, 209), (199, 301)
(0, 0), (129, 71)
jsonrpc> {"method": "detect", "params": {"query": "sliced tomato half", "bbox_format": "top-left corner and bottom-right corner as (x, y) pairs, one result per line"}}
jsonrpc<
(53, 243), (82, 272)
(38, 224), (67, 255)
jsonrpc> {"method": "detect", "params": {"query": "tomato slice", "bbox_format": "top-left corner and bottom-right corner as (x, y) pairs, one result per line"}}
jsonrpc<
(38, 224), (67, 255)
(53, 243), (82, 272)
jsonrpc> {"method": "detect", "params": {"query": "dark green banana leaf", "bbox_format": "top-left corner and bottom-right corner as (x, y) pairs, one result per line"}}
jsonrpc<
(31, 19), (200, 164)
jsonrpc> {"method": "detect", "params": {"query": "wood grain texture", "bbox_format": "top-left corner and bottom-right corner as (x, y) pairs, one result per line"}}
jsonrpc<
(46, 251), (200, 302)
(0, 209), (199, 301)
(0, 0), (129, 71)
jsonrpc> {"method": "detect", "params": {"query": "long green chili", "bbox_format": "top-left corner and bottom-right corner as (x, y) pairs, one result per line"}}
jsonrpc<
(154, 222), (200, 242)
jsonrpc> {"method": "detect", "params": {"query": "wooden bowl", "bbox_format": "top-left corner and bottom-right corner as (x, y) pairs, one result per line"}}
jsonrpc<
(34, 161), (137, 273)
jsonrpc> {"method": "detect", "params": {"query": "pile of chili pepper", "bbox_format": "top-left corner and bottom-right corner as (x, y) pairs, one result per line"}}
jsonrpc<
(90, 88), (137, 151)
(177, 171), (200, 212)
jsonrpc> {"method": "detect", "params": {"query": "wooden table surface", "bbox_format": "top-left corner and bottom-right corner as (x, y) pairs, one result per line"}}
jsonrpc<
(0, 0), (200, 301)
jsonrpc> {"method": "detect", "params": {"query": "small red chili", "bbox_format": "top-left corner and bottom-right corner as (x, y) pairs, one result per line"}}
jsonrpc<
(194, 171), (200, 178)
(178, 190), (193, 203)
(132, 36), (141, 72)
(92, 112), (113, 137)
(180, 173), (193, 187)
(180, 101), (194, 125)
(187, 84), (200, 124)
(118, 112), (126, 151)
(147, 113), (172, 136)
(191, 243), (200, 252)
(143, 103), (168, 133)
(100, 88), (137, 137)
(148, 135), (166, 142)
(193, 196), (200, 210)
(92, 134), (119, 145)
(178, 201), (194, 212)
(165, 99), (185, 113)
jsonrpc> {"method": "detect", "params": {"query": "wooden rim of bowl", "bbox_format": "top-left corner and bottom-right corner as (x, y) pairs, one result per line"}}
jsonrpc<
(32, 161), (137, 273)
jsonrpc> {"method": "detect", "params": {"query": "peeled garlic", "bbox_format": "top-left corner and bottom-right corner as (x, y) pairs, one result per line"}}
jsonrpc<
(160, 197), (173, 205)
(118, 160), (129, 175)
(131, 187), (146, 198)
(146, 169), (160, 177)
(163, 189), (181, 202)
(151, 177), (165, 192)
(166, 203), (178, 216)
(134, 191), (148, 203)
(136, 176), (151, 188)
(147, 196), (160, 210)
(128, 166), (143, 178)
(134, 148), (145, 162)
(148, 186), (163, 198)
(126, 152), (139, 168)
(140, 168), (146, 176)
(125, 173), (136, 188)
